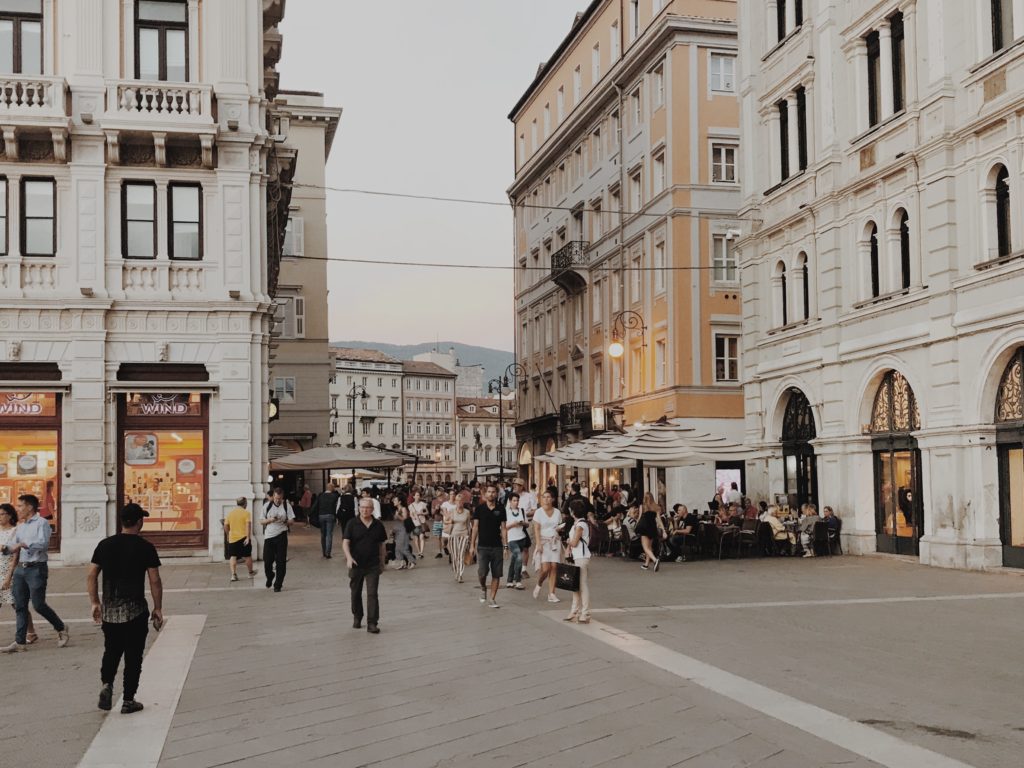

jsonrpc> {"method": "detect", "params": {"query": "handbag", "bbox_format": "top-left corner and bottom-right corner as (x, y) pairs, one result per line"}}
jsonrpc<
(554, 561), (581, 592)
(516, 510), (532, 549)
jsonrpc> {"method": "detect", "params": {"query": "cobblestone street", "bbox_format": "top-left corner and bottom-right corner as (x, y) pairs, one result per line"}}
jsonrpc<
(3, 528), (1023, 767)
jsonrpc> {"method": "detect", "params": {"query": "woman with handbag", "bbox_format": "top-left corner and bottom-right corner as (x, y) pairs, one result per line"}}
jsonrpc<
(448, 501), (471, 583)
(531, 491), (562, 604)
(409, 491), (429, 559)
(636, 494), (663, 572)
(504, 493), (528, 590)
(564, 501), (592, 623)
(393, 499), (416, 570)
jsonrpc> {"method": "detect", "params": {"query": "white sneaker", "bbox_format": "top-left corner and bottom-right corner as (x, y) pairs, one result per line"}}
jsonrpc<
(57, 628), (70, 648)
(488, 600), (500, 609)
(1, 642), (27, 653)
(547, 594), (560, 603)
(505, 582), (515, 589)
(522, 570), (530, 579)
(533, 585), (541, 599)
(479, 593), (486, 603)
(514, 582), (524, 590)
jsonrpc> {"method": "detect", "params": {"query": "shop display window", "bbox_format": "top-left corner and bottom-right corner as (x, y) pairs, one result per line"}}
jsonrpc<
(123, 429), (204, 532)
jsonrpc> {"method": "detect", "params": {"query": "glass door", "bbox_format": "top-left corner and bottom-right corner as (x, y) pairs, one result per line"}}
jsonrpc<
(783, 446), (818, 510)
(998, 443), (1024, 568)
(874, 444), (922, 555)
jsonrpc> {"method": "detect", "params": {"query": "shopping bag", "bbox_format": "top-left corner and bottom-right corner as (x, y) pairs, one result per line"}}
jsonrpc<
(554, 562), (580, 592)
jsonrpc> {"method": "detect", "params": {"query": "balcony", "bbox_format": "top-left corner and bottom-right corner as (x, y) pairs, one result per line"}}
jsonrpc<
(104, 80), (215, 133)
(118, 261), (216, 301)
(559, 401), (592, 429)
(0, 75), (69, 128)
(550, 240), (589, 294)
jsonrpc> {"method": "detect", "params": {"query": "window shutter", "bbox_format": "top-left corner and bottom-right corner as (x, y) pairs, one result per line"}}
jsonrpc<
(284, 217), (304, 256)
(294, 297), (305, 338)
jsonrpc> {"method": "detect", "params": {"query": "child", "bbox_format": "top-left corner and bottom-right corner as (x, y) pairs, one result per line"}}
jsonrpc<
(432, 510), (445, 558)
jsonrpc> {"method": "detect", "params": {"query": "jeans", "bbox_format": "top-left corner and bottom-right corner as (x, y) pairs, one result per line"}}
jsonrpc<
(12, 564), (64, 644)
(349, 566), (380, 625)
(507, 539), (524, 583)
(319, 516), (336, 556)
(101, 613), (149, 699)
(263, 533), (288, 589)
(570, 558), (591, 619)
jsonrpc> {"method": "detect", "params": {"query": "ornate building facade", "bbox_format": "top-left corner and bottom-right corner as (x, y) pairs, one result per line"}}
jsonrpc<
(738, 0), (1024, 569)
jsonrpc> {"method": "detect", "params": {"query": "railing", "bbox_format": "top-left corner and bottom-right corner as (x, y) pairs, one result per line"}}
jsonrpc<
(0, 76), (67, 119)
(121, 261), (210, 297)
(551, 241), (590, 275)
(559, 401), (591, 428)
(107, 81), (214, 122)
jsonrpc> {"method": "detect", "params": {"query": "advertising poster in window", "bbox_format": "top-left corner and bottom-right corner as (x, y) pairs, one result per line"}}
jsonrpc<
(0, 393), (60, 537)
(123, 431), (205, 533)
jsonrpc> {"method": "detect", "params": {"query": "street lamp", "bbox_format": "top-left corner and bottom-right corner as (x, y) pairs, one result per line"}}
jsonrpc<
(607, 310), (647, 359)
(348, 383), (369, 449)
(487, 376), (507, 480)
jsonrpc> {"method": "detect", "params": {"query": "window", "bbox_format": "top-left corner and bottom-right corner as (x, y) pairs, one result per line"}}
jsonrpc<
(712, 143), (737, 183)
(573, 65), (582, 103)
(795, 86), (808, 171)
(653, 64), (664, 108)
(629, 0), (639, 41)
(282, 216), (303, 256)
(377, 397), (384, 410)
(273, 376), (296, 404)
(592, 127), (602, 166)
(556, 86), (564, 121)
(778, 99), (790, 180)
(543, 103), (550, 137)
(610, 185), (620, 217)
(136, 0), (188, 82)
(996, 165), (1012, 257)
(169, 183), (201, 260)
(653, 152), (666, 194)
(611, 269), (622, 312)
(629, 168), (642, 211)
(777, 262), (788, 325)
(866, 30), (881, 128)
(898, 210), (911, 289)
(655, 339), (666, 386)
(630, 88), (642, 131)
(653, 240), (666, 293)
(0, 178), (7, 255)
(594, 362), (603, 403)
(392, 397), (398, 411)
(710, 54), (735, 92)
(0, 0), (41, 75)
(574, 295), (583, 330)
(531, 119), (538, 151)
(461, 446), (468, 463)
(611, 20), (620, 60)
(592, 279), (603, 322)
(712, 235), (738, 282)
(518, 134), (525, 163)
(377, 422), (384, 436)
(592, 43), (600, 81)
(868, 223), (880, 297)
(891, 12), (905, 113)
(559, 301), (567, 339)
(631, 255), (642, 302)
(715, 335), (739, 382)
(574, 144), (584, 180)
(393, 423), (398, 436)
(631, 347), (642, 393)
(993, 0), (1014, 53)
(361, 422), (370, 436)
(799, 252), (810, 320)
(592, 199), (603, 240)
(121, 181), (155, 259)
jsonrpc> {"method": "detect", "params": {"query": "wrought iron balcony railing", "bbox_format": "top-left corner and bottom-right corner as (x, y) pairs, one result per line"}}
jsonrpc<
(550, 241), (590, 275)
(559, 401), (591, 428)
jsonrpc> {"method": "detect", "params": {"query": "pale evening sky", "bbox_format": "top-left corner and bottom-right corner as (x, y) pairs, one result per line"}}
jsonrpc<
(279, 1), (590, 353)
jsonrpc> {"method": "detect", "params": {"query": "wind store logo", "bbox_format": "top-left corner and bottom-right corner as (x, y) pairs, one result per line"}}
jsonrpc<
(137, 394), (189, 416)
(0, 394), (42, 416)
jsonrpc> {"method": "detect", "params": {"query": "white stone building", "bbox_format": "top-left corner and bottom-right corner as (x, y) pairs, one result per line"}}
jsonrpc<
(412, 346), (486, 398)
(0, 0), (291, 562)
(738, 0), (1024, 569)
(455, 396), (517, 483)
(402, 360), (457, 484)
(329, 348), (404, 452)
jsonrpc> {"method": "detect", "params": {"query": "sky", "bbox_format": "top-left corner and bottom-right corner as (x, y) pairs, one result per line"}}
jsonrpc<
(278, 1), (589, 353)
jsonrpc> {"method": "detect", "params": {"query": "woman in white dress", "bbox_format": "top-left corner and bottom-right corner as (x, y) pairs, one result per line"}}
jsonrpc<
(531, 491), (562, 604)
(0, 504), (35, 643)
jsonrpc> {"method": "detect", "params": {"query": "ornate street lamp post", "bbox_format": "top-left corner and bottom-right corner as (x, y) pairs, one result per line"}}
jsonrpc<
(348, 383), (368, 449)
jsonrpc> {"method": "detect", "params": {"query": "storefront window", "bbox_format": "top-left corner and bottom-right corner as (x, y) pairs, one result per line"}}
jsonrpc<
(0, 392), (60, 548)
(119, 392), (207, 548)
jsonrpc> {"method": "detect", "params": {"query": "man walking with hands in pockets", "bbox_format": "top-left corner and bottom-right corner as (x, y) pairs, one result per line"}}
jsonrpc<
(260, 487), (294, 592)
(343, 498), (387, 634)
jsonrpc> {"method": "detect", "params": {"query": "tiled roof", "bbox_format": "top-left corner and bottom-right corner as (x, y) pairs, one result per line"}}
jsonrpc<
(402, 360), (457, 377)
(332, 347), (400, 364)
(456, 397), (517, 417)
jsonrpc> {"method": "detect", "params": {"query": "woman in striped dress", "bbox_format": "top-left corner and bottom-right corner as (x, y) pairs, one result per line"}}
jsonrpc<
(447, 502), (471, 583)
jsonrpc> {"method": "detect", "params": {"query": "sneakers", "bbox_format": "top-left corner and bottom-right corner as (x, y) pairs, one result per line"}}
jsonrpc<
(640, 564), (649, 570)
(98, 684), (113, 711)
(352, 617), (362, 629)
(230, 573), (239, 582)
(675, 556), (685, 563)
(514, 582), (525, 590)
(367, 624), (380, 634)
(435, 553), (443, 559)
(522, 570), (530, 579)
(533, 585), (541, 599)
(653, 558), (661, 573)
(802, 551), (815, 558)
(505, 582), (515, 589)
(480, 593), (486, 603)
(547, 593), (560, 603)
(121, 700), (144, 715)
(57, 628), (70, 648)
(1, 642), (27, 653)
(488, 600), (500, 609)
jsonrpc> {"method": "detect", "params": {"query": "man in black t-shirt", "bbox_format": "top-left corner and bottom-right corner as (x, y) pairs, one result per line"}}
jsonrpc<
(343, 498), (388, 633)
(337, 484), (356, 529)
(87, 503), (163, 715)
(314, 481), (342, 558)
(470, 484), (506, 609)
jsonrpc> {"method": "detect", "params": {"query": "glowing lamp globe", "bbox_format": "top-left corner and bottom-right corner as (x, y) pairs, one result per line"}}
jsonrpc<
(608, 340), (625, 358)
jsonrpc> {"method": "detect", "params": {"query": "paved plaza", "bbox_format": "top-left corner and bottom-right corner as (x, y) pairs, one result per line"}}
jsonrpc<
(3, 528), (1024, 767)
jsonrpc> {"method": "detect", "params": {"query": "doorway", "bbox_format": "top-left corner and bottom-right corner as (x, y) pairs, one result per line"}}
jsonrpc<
(781, 389), (817, 509)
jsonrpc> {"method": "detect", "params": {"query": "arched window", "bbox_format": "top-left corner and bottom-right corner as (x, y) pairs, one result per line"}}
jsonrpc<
(869, 223), (880, 297)
(798, 252), (810, 320)
(870, 370), (921, 434)
(898, 210), (911, 290)
(778, 261), (788, 326)
(996, 349), (1024, 424)
(996, 164), (1012, 257)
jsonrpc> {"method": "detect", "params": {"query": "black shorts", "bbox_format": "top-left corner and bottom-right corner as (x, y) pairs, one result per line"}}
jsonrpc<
(227, 539), (252, 558)
(477, 546), (503, 580)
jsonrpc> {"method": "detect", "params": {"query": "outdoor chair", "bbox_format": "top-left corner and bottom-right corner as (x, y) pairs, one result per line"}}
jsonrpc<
(827, 517), (843, 555)
(737, 518), (759, 557)
(812, 520), (830, 557)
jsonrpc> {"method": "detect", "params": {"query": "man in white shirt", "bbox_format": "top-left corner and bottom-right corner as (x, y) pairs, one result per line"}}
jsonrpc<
(724, 482), (743, 506)
(517, 481), (538, 516)
(259, 487), (294, 592)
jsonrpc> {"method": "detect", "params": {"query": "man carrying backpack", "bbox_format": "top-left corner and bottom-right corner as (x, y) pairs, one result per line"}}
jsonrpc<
(259, 487), (294, 591)
(315, 481), (342, 559)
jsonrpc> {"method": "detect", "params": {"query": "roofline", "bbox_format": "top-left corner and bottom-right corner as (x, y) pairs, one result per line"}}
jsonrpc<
(507, 0), (604, 122)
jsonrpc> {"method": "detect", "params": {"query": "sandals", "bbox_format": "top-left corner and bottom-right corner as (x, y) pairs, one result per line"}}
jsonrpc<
(25, 632), (38, 644)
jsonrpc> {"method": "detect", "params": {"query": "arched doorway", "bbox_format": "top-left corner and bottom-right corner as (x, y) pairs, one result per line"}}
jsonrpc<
(869, 370), (922, 555)
(996, 349), (1024, 567)
(781, 389), (818, 509)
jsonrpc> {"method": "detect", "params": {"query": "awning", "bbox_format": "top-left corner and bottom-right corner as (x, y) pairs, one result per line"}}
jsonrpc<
(269, 446), (406, 471)
(541, 419), (753, 469)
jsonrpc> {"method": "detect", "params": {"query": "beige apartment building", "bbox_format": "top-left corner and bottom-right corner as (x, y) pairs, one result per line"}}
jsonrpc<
(402, 361), (457, 483)
(330, 348), (404, 451)
(455, 397), (517, 483)
(508, 0), (744, 503)
(269, 91), (341, 479)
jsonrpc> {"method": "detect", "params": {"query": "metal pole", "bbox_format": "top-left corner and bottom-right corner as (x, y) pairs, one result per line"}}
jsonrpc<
(350, 384), (356, 449)
(498, 397), (504, 481)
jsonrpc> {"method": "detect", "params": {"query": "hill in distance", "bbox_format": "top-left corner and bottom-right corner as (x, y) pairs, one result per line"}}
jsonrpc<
(330, 341), (515, 394)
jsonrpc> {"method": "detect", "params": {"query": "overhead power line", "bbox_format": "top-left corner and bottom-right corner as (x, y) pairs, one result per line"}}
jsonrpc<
(287, 253), (745, 272)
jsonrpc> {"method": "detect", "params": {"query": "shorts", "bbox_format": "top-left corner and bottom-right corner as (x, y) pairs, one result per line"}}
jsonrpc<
(227, 539), (252, 558)
(432, 522), (443, 537)
(476, 546), (503, 580)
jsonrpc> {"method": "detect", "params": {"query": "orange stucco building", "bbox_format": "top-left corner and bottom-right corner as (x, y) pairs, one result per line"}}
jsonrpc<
(507, 0), (745, 503)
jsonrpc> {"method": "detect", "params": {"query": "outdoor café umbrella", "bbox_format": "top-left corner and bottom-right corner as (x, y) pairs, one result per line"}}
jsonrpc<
(269, 445), (405, 471)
